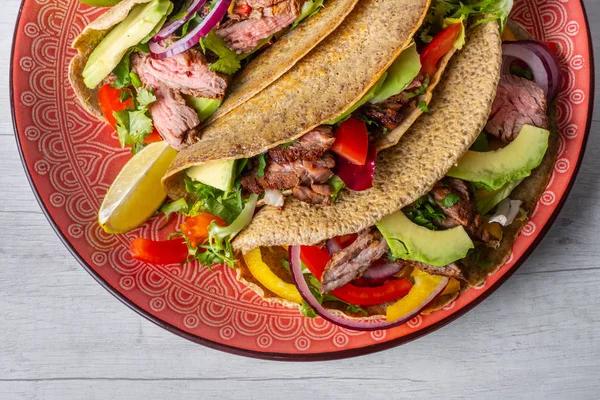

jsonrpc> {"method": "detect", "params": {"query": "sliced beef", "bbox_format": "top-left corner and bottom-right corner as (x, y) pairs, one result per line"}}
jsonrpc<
(240, 127), (335, 205)
(131, 49), (228, 99)
(292, 185), (332, 206)
(269, 127), (335, 164)
(149, 87), (200, 150)
(412, 261), (465, 280)
(216, 0), (301, 54)
(485, 75), (549, 142)
(360, 76), (424, 131)
(321, 229), (389, 294)
(430, 178), (497, 245)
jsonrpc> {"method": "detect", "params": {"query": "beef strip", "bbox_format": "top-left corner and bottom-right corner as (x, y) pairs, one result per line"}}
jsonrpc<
(485, 75), (549, 142)
(240, 127), (336, 204)
(430, 178), (497, 245)
(321, 228), (389, 294)
(131, 50), (228, 99)
(269, 127), (335, 164)
(149, 87), (200, 150)
(216, 0), (302, 54)
(360, 76), (424, 131)
(410, 261), (465, 280)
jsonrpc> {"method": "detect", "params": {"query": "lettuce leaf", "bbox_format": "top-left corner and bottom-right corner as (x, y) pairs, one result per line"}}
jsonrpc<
(369, 43), (421, 104)
(291, 0), (325, 30)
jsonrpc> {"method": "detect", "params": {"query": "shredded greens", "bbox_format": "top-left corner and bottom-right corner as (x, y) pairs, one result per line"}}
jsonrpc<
(291, 0), (324, 30)
(440, 193), (461, 208)
(403, 195), (445, 230)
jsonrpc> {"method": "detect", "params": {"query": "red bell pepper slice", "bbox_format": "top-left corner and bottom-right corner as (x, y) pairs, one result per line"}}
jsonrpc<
(330, 117), (369, 165)
(420, 23), (463, 78)
(299, 245), (413, 306)
(237, 3), (252, 15)
(97, 84), (162, 144)
(180, 213), (227, 248)
(130, 238), (188, 265)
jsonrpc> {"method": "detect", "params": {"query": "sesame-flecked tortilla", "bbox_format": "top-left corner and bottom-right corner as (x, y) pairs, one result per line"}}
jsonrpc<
(232, 20), (503, 255)
(231, 20), (503, 320)
(69, 0), (359, 122)
(69, 0), (153, 120)
(204, 0), (360, 125)
(163, 0), (432, 198)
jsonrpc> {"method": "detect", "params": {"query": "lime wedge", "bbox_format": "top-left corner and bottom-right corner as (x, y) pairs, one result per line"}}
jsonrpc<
(99, 142), (177, 234)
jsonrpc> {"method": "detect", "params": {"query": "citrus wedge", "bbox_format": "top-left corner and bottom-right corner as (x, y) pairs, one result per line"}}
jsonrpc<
(99, 142), (177, 234)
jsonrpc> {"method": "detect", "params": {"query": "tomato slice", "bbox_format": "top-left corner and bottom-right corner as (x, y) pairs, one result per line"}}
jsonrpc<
(130, 238), (188, 265)
(180, 213), (227, 248)
(299, 245), (413, 306)
(237, 3), (252, 15)
(330, 117), (369, 165)
(98, 84), (134, 130)
(420, 23), (463, 78)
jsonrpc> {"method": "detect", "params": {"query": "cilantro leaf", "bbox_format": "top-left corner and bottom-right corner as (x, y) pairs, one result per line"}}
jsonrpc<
(111, 44), (150, 90)
(136, 88), (157, 108)
(440, 193), (461, 208)
(114, 109), (155, 149)
(257, 153), (267, 178)
(202, 31), (241, 75)
(403, 195), (445, 230)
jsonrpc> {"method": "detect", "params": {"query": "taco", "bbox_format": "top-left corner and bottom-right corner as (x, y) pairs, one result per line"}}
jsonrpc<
(163, 0), (505, 216)
(69, 0), (359, 150)
(227, 18), (561, 329)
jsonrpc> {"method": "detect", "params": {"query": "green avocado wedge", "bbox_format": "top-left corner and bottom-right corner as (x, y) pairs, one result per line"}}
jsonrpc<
(447, 125), (550, 191)
(377, 210), (474, 267)
(78, 0), (122, 6)
(82, 0), (172, 89)
(186, 160), (237, 192)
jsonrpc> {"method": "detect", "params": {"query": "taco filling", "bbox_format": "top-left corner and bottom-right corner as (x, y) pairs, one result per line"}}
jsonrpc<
(71, 0), (358, 151)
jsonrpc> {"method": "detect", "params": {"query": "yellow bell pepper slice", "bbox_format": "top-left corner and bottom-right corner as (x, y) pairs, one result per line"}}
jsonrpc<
(441, 278), (461, 296)
(502, 26), (517, 41)
(386, 271), (447, 322)
(243, 249), (303, 304)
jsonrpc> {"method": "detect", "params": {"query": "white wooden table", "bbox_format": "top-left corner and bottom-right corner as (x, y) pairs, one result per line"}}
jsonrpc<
(1, 1), (599, 399)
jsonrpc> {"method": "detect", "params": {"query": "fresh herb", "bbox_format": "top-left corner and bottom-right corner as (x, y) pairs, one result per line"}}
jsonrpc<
(300, 301), (318, 318)
(111, 44), (150, 90)
(328, 175), (346, 203)
(256, 153), (268, 178)
(440, 193), (461, 208)
(417, 100), (429, 113)
(114, 87), (157, 154)
(291, 0), (324, 30)
(403, 195), (445, 230)
(201, 31), (242, 75)
(280, 141), (294, 150)
(160, 198), (189, 222)
(184, 178), (245, 224)
(405, 77), (430, 100)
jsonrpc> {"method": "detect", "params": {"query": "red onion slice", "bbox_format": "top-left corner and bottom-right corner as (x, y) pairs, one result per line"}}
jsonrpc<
(289, 246), (448, 331)
(361, 263), (404, 281)
(150, 0), (232, 60)
(502, 41), (561, 100)
(326, 239), (342, 256)
(152, 0), (208, 42)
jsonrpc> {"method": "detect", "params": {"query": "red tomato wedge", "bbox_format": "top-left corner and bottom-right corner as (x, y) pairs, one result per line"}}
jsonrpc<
(420, 23), (463, 78)
(130, 238), (188, 265)
(180, 213), (227, 248)
(97, 84), (162, 144)
(330, 117), (369, 165)
(299, 245), (413, 306)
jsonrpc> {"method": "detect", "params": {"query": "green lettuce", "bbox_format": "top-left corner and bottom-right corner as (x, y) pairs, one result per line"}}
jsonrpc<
(476, 179), (524, 215)
(327, 72), (388, 125)
(369, 44), (421, 104)
(291, 0), (325, 30)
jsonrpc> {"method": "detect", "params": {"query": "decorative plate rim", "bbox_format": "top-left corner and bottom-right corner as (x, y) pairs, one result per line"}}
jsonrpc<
(9, 0), (595, 361)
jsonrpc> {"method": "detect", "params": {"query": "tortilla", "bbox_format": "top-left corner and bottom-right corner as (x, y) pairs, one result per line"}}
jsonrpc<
(163, 0), (432, 198)
(232, 20), (503, 319)
(233, 20), (503, 255)
(69, 0), (359, 121)
(70, 0), (153, 120)
(204, 0), (360, 125)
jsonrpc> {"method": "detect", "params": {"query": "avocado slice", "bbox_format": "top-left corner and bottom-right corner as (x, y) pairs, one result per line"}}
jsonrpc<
(185, 96), (223, 123)
(369, 43), (421, 104)
(186, 159), (237, 192)
(447, 125), (550, 191)
(475, 179), (524, 215)
(377, 210), (474, 267)
(79, 0), (122, 6)
(83, 0), (172, 89)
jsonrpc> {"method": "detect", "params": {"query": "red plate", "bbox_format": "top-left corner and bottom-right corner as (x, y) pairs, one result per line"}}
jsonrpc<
(10, 0), (594, 360)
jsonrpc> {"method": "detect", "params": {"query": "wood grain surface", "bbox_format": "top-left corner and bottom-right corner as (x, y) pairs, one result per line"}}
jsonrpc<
(1, 1), (599, 399)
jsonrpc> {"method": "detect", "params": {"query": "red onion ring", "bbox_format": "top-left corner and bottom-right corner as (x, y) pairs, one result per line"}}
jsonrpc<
(502, 41), (561, 100)
(289, 246), (449, 331)
(326, 239), (342, 256)
(152, 0), (208, 42)
(361, 263), (403, 281)
(150, 0), (232, 60)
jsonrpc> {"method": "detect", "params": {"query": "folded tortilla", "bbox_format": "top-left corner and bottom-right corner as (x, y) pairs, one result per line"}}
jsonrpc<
(163, 0), (432, 198)
(69, 0), (359, 121)
(232, 20), (504, 318)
